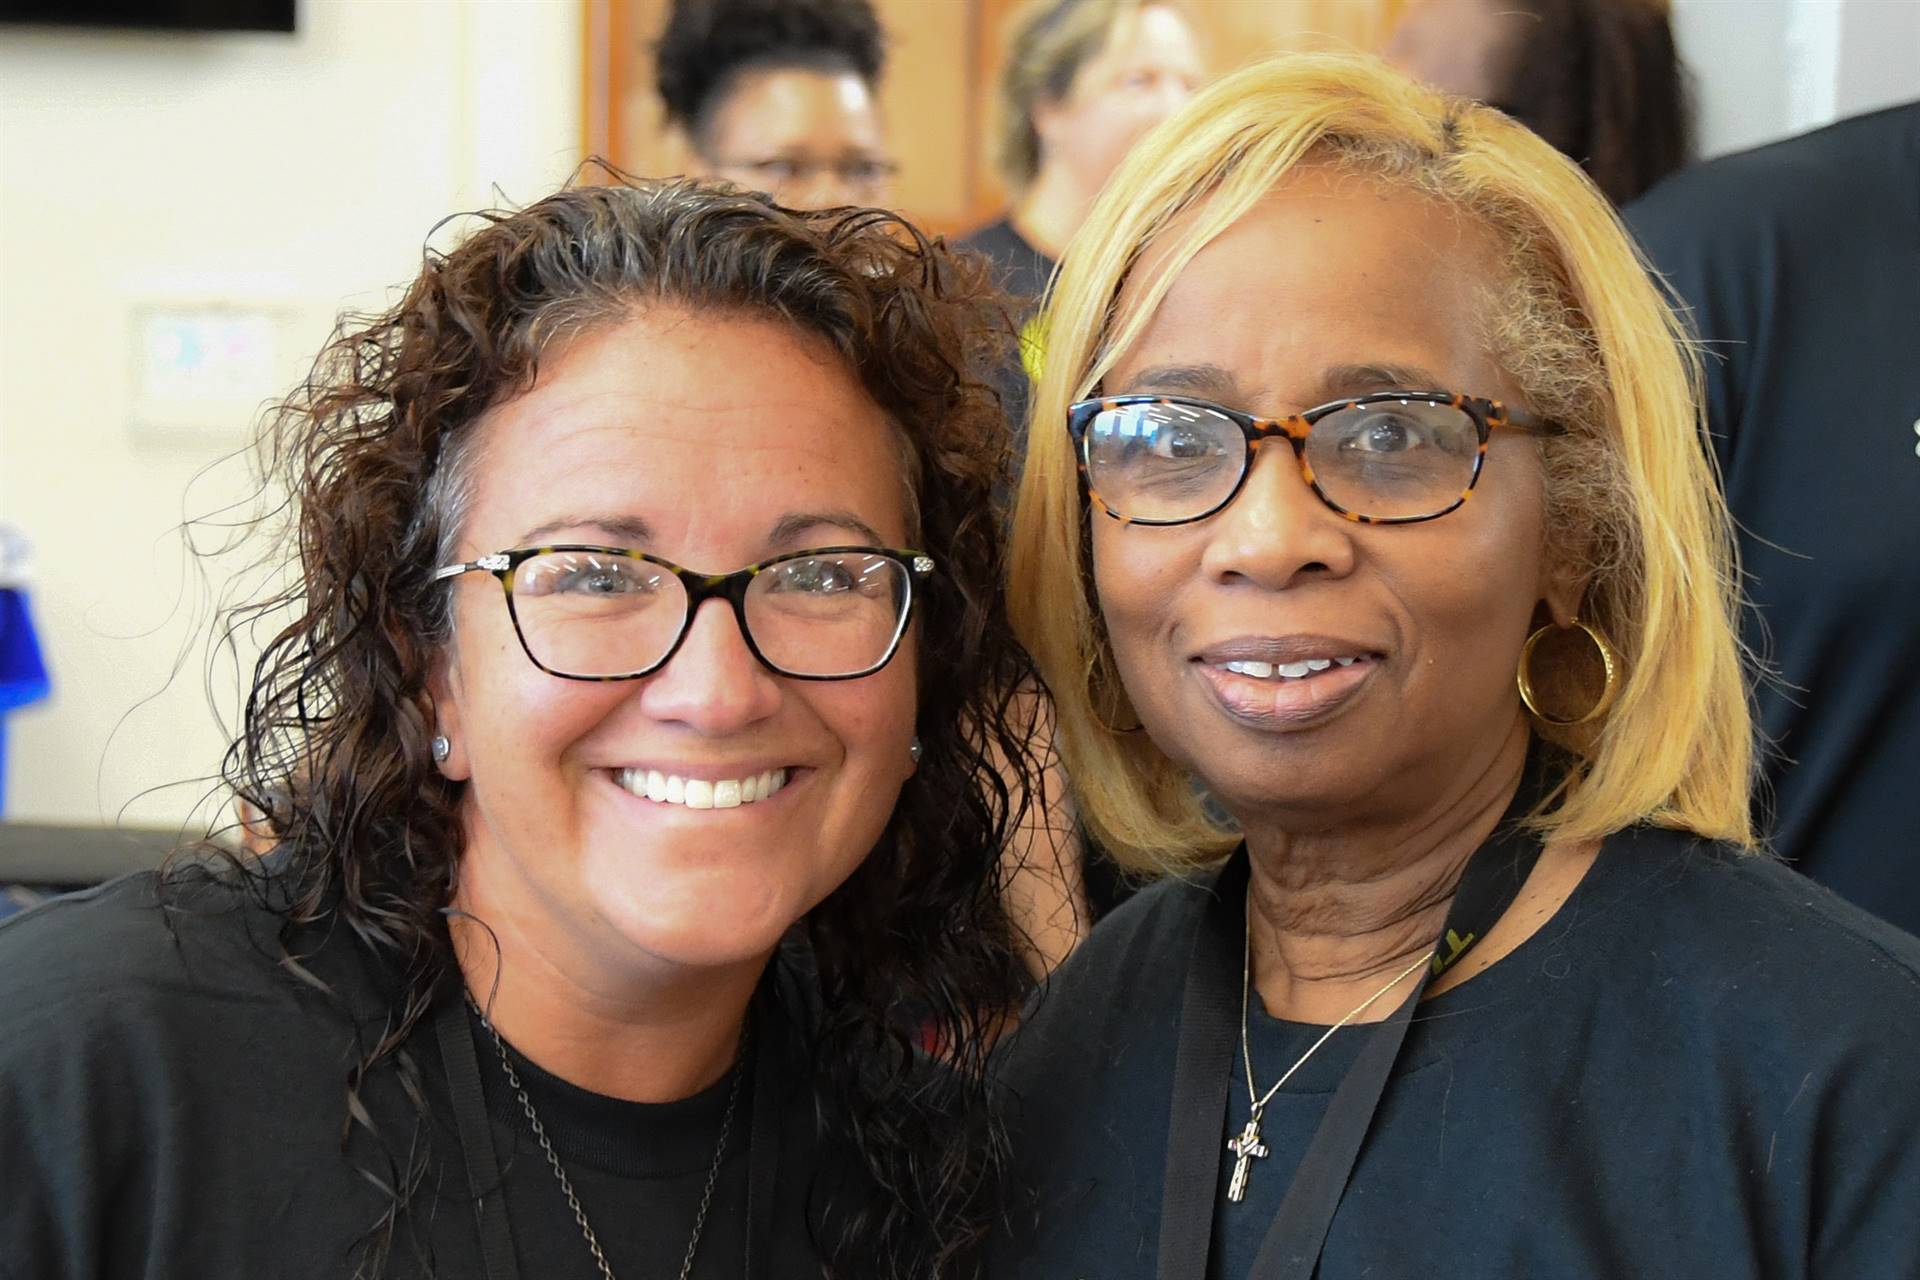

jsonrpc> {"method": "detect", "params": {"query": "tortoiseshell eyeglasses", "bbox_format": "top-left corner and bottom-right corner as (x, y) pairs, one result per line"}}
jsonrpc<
(432, 545), (934, 681)
(1067, 391), (1561, 526)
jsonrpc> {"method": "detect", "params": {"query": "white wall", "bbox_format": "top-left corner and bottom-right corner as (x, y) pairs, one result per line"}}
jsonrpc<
(0, 0), (581, 829)
(1676, 0), (1920, 160)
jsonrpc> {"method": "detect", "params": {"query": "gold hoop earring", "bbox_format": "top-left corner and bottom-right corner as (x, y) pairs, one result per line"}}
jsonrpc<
(1517, 618), (1621, 726)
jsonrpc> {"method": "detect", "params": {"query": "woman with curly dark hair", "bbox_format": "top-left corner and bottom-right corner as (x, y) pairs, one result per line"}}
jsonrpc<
(0, 179), (1034, 1279)
(657, 0), (896, 210)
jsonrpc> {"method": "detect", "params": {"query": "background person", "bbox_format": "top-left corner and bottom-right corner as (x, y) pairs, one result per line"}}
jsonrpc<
(993, 54), (1920, 1278)
(0, 180), (1034, 1279)
(964, 0), (1204, 310)
(657, 0), (897, 210)
(961, 0), (1205, 950)
(1624, 100), (1920, 935)
(1384, 0), (1689, 205)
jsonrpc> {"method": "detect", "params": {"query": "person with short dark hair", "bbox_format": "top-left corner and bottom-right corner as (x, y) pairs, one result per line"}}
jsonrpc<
(1384, 0), (1690, 205)
(0, 180), (1036, 1279)
(657, 0), (896, 210)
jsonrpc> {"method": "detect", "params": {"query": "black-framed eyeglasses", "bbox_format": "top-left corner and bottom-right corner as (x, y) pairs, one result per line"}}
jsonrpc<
(712, 154), (899, 191)
(1067, 391), (1561, 527)
(432, 545), (934, 682)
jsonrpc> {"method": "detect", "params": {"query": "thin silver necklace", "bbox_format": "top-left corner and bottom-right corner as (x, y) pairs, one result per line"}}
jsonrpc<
(1224, 927), (1428, 1204)
(468, 996), (745, 1280)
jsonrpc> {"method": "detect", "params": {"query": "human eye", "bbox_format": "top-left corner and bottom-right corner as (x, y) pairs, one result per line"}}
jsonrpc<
(840, 157), (893, 184)
(1336, 401), (1483, 465)
(767, 555), (858, 596)
(1147, 420), (1224, 461)
(749, 157), (805, 181)
(520, 552), (657, 599)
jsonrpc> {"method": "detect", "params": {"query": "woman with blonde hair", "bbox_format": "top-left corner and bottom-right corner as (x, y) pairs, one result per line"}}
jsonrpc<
(989, 53), (1920, 1278)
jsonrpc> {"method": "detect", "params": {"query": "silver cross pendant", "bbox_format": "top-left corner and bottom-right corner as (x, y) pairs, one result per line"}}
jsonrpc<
(1225, 1112), (1270, 1203)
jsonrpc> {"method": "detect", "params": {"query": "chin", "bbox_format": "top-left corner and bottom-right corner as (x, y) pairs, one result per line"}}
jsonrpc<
(589, 854), (815, 972)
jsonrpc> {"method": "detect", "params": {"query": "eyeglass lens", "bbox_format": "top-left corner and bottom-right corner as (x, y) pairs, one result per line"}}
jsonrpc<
(508, 550), (912, 679)
(1082, 399), (1484, 523)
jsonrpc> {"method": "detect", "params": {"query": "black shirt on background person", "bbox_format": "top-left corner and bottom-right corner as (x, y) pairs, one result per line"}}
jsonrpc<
(1624, 102), (1920, 935)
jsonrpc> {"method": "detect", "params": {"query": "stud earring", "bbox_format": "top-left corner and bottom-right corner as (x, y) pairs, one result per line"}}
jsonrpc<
(431, 735), (451, 763)
(909, 736), (923, 765)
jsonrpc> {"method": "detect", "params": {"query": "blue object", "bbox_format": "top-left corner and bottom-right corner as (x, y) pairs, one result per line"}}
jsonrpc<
(0, 586), (52, 816)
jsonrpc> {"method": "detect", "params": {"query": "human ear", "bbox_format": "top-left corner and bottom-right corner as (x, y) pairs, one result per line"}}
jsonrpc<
(426, 649), (472, 782)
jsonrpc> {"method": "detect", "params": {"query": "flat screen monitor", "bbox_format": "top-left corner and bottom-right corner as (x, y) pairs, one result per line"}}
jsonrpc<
(0, 0), (295, 32)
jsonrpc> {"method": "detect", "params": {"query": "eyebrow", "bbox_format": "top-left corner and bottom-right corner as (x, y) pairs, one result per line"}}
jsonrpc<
(767, 509), (888, 548)
(518, 514), (656, 546)
(1315, 363), (1452, 399)
(1118, 361), (1455, 410)
(1118, 362), (1244, 400)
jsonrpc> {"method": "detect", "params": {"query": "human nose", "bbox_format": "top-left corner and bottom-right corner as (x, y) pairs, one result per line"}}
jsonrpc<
(635, 598), (783, 731)
(1196, 440), (1358, 588)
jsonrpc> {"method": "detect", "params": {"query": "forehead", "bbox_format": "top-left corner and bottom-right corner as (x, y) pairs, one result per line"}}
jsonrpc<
(709, 67), (883, 153)
(1077, 4), (1201, 82)
(460, 308), (909, 553)
(1107, 165), (1514, 406)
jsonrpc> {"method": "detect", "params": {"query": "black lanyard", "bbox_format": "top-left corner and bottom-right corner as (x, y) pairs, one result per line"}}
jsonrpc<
(433, 987), (783, 1280)
(1155, 780), (1544, 1280)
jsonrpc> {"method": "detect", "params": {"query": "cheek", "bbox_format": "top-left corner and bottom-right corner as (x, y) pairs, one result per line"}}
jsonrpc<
(454, 626), (624, 775)
(1091, 526), (1187, 677)
(811, 655), (918, 776)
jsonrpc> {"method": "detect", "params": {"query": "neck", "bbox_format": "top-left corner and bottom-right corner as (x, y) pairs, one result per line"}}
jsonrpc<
(1011, 163), (1094, 262)
(448, 881), (765, 1104)
(1243, 725), (1529, 1024)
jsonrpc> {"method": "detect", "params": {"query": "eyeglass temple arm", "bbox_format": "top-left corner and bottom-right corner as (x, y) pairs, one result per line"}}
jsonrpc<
(431, 552), (512, 582)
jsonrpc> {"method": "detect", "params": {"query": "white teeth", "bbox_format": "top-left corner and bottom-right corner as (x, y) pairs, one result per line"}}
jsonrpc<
(1220, 656), (1366, 680)
(613, 767), (790, 809)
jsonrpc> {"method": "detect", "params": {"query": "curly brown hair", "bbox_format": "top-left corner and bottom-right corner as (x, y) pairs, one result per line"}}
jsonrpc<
(209, 176), (1034, 1277)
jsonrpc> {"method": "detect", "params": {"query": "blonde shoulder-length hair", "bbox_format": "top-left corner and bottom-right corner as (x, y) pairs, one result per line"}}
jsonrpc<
(1008, 52), (1755, 875)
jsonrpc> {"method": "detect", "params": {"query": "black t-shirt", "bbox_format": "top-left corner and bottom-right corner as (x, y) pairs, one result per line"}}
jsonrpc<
(988, 822), (1920, 1278)
(958, 218), (1056, 311)
(957, 218), (1056, 467)
(1622, 103), (1920, 934)
(0, 872), (859, 1279)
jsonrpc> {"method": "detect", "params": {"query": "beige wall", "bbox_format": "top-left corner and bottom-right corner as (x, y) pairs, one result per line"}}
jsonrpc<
(0, 0), (582, 829)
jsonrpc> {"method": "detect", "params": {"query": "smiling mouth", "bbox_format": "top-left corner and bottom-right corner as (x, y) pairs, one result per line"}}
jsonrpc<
(609, 767), (791, 810)
(1212, 655), (1371, 681)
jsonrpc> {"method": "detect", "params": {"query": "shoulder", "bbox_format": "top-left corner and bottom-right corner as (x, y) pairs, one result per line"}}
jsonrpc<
(1577, 825), (1920, 1031)
(956, 218), (1019, 260)
(0, 871), (257, 1025)
(0, 865), (371, 1074)
(994, 869), (1208, 1082)
(954, 218), (1051, 302)
(1626, 103), (1920, 262)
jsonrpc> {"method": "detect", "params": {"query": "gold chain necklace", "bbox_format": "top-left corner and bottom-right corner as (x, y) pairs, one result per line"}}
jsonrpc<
(1225, 931), (1428, 1204)
(469, 997), (745, 1280)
